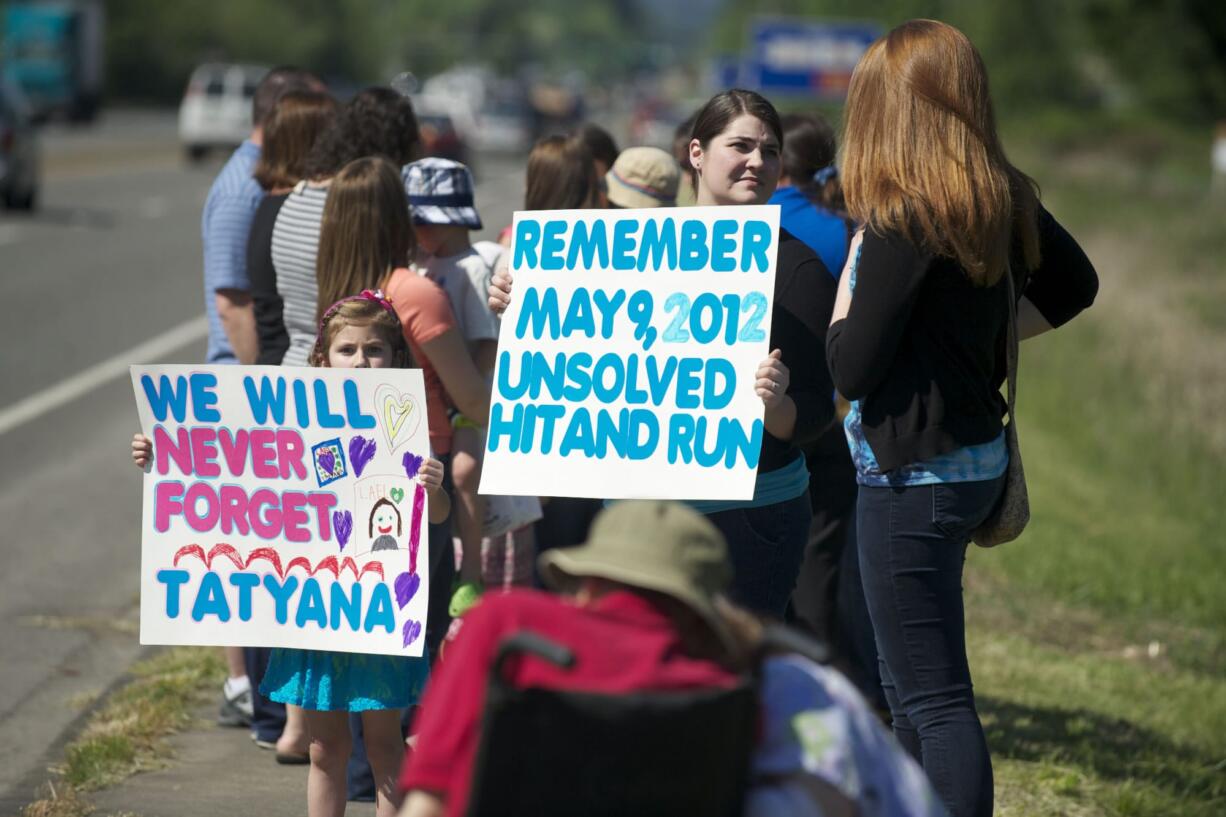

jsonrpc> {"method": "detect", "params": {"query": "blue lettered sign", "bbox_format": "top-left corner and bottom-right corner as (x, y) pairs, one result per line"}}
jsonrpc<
(479, 206), (779, 501)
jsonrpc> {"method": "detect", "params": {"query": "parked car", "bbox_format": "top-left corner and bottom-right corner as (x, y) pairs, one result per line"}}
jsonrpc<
(416, 66), (532, 155)
(416, 108), (469, 166)
(0, 75), (39, 210)
(178, 63), (267, 161)
(470, 98), (532, 154)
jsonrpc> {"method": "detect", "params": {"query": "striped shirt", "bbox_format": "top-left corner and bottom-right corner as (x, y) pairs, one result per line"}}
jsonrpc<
(271, 182), (329, 367)
(201, 140), (263, 363)
(841, 242), (1007, 486)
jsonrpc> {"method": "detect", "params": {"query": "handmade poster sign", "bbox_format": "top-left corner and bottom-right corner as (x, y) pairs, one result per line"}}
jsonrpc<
(130, 366), (431, 657)
(479, 206), (779, 500)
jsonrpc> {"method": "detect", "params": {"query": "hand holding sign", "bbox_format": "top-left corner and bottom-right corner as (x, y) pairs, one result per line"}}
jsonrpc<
(488, 268), (513, 316)
(479, 206), (780, 501)
(755, 349), (789, 409)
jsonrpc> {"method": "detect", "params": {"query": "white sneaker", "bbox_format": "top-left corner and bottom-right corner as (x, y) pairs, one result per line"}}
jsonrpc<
(217, 679), (254, 726)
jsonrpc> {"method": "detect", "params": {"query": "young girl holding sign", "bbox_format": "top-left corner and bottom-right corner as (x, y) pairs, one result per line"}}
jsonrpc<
(318, 156), (491, 660)
(132, 294), (449, 817)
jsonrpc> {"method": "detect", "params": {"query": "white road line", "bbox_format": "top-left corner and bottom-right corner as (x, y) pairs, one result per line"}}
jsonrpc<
(0, 316), (208, 437)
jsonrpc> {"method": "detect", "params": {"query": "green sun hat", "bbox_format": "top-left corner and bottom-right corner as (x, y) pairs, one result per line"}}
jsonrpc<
(538, 500), (737, 654)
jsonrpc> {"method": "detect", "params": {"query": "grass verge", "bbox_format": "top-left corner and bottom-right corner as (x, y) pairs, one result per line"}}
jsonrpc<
(965, 570), (1226, 817)
(20, 647), (224, 817)
(967, 121), (1226, 814)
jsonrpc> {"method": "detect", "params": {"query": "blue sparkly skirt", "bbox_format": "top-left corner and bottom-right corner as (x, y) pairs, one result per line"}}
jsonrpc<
(261, 648), (430, 712)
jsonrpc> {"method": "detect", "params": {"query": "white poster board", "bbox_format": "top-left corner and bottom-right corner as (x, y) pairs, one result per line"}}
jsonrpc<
(130, 365), (431, 657)
(479, 206), (779, 500)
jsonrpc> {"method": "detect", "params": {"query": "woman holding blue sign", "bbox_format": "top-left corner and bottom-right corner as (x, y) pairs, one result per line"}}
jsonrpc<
(488, 89), (838, 618)
(682, 89), (838, 617)
(827, 20), (1098, 817)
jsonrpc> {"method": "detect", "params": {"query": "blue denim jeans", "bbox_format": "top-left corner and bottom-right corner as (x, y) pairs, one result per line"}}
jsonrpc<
(243, 647), (286, 744)
(858, 476), (1004, 817)
(707, 491), (811, 618)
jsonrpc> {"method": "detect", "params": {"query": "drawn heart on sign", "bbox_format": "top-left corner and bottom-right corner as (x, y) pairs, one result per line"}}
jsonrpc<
(390, 487), (405, 504)
(375, 384), (421, 453)
(402, 452), (423, 479)
(393, 571), (420, 609)
(402, 619), (422, 648)
(348, 436), (377, 478)
(318, 449), (336, 475)
(333, 510), (353, 550)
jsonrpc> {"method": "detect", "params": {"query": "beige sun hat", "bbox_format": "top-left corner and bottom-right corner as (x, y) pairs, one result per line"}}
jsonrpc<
(605, 146), (681, 209)
(538, 500), (737, 654)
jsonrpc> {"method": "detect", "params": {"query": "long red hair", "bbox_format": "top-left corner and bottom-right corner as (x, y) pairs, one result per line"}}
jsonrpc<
(842, 19), (1040, 285)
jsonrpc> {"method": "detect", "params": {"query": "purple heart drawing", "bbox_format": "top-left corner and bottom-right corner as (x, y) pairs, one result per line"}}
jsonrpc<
(318, 449), (336, 474)
(349, 436), (377, 478)
(393, 571), (421, 610)
(402, 618), (422, 648)
(402, 451), (424, 479)
(333, 510), (353, 550)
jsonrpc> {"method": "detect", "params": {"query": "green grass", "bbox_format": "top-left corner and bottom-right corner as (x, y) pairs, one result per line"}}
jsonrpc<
(22, 647), (224, 817)
(64, 647), (224, 788)
(984, 318), (1226, 635)
(967, 588), (1226, 816)
(962, 118), (1226, 815)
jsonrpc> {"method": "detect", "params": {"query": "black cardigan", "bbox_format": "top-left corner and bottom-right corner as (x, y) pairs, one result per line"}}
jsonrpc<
(757, 228), (839, 473)
(247, 192), (291, 365)
(825, 207), (1098, 472)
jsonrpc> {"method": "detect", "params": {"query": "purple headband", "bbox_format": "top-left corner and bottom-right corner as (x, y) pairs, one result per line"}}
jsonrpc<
(319, 289), (398, 328)
(312, 289), (402, 360)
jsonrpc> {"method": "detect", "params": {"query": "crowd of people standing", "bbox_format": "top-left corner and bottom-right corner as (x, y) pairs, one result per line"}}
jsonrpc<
(148, 17), (1099, 817)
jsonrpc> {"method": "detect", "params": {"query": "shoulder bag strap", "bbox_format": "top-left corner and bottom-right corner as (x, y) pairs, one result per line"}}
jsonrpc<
(1003, 262), (1019, 424)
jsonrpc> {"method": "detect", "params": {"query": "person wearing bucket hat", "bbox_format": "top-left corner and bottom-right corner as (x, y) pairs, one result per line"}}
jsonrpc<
(398, 501), (744, 817)
(605, 146), (681, 209)
(403, 157), (483, 229)
(403, 157), (507, 619)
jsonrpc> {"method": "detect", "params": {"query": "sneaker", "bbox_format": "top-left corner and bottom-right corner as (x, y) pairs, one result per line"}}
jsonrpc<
(217, 685), (253, 728)
(448, 581), (483, 618)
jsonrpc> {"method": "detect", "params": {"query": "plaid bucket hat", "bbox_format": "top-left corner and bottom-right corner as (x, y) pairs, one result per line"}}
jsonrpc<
(402, 157), (483, 230)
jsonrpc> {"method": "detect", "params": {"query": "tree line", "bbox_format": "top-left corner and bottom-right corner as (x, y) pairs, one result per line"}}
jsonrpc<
(10, 0), (1218, 123)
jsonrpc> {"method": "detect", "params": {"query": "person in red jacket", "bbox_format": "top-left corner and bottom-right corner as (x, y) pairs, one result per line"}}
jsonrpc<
(397, 500), (742, 817)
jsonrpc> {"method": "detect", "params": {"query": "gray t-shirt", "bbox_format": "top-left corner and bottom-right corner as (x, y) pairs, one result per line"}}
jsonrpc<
(271, 181), (329, 367)
(417, 240), (502, 345)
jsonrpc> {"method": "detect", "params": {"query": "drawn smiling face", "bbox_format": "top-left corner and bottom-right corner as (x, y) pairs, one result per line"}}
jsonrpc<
(374, 505), (397, 536)
(366, 496), (402, 553)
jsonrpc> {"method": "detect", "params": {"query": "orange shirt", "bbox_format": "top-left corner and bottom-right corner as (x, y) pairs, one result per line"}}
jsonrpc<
(384, 268), (457, 455)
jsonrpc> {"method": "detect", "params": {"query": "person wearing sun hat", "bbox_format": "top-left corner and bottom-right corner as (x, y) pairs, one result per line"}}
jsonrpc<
(537, 499), (740, 654)
(605, 146), (682, 209)
(398, 500), (744, 817)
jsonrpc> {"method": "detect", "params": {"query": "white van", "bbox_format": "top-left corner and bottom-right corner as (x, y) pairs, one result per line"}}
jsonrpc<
(178, 63), (268, 161)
